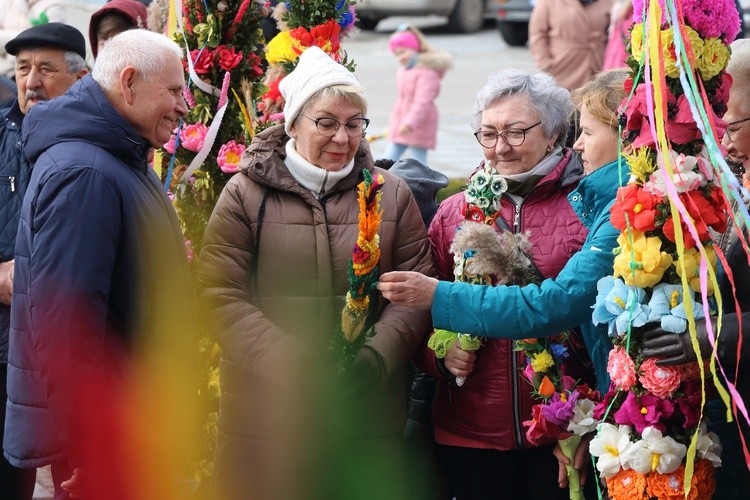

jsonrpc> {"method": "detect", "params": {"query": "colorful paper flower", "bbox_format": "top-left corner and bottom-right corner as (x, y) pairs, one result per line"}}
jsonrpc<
(217, 140), (246, 174)
(567, 398), (598, 435)
(614, 391), (675, 434)
(592, 276), (651, 336)
(589, 423), (633, 478)
(216, 45), (243, 71)
(672, 245), (718, 294)
(610, 183), (662, 233)
(180, 122), (209, 153)
(605, 468), (649, 499)
(639, 358), (682, 399)
(530, 350), (555, 373)
(524, 403), (562, 445)
(613, 230), (673, 288)
(608, 346), (637, 390)
(646, 283), (705, 333)
(622, 427), (686, 475)
(541, 390), (578, 426)
(645, 459), (716, 500)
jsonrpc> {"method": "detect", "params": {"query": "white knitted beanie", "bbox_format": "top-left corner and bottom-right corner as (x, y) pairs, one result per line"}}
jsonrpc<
(279, 46), (362, 134)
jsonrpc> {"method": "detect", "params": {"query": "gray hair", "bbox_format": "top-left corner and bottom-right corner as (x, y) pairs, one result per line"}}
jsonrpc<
(63, 51), (86, 74)
(92, 29), (183, 91)
(728, 39), (750, 114)
(471, 68), (573, 147)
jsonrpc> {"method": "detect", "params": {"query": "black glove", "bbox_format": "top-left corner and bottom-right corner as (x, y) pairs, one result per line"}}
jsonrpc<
(642, 318), (715, 366)
(337, 346), (385, 396)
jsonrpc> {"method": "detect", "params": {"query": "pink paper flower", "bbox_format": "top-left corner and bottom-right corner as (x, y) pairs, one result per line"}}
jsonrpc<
(639, 357), (682, 399)
(217, 140), (246, 173)
(180, 123), (208, 153)
(163, 129), (179, 154)
(607, 347), (637, 391)
(614, 391), (675, 434)
(675, 381), (702, 429)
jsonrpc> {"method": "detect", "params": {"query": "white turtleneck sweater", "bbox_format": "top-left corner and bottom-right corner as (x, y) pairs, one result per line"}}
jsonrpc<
(284, 139), (355, 198)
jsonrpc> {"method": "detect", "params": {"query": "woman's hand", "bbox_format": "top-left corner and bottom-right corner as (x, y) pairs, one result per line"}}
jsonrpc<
(443, 343), (476, 379)
(553, 433), (594, 488)
(376, 271), (438, 310)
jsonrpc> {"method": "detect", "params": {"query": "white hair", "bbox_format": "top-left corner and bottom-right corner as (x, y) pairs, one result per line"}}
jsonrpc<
(728, 39), (750, 114)
(92, 29), (183, 91)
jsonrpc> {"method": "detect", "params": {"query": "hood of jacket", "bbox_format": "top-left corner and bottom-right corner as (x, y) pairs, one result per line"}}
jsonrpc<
(22, 75), (150, 169)
(239, 123), (375, 195)
(416, 50), (454, 73)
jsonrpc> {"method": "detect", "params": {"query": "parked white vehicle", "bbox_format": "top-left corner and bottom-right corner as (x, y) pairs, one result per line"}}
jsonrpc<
(355, 0), (497, 33)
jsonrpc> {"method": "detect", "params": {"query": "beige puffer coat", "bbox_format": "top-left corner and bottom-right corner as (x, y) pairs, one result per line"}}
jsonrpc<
(198, 125), (435, 500)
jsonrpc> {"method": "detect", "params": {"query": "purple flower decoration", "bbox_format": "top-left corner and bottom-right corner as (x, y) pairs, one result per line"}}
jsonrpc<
(614, 391), (675, 434)
(541, 390), (579, 426)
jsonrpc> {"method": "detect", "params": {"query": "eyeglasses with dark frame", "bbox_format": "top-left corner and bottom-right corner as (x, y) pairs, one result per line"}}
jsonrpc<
(302, 115), (370, 138)
(473, 121), (542, 148)
(726, 117), (750, 142)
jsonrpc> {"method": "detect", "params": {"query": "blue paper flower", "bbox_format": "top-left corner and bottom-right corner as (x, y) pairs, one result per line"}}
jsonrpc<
(592, 276), (650, 337)
(647, 283), (705, 333)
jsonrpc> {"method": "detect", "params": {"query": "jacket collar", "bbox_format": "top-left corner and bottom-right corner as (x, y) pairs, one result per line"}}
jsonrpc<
(572, 158), (628, 222)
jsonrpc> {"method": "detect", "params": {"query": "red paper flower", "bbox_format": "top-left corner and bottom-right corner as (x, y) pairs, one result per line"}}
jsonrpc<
(216, 45), (243, 71)
(524, 404), (562, 445)
(188, 48), (214, 75)
(610, 184), (662, 232)
(246, 52), (264, 79)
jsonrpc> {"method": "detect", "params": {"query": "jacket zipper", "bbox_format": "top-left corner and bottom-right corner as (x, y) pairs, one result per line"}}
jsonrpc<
(508, 199), (524, 446)
(2, 176), (16, 192)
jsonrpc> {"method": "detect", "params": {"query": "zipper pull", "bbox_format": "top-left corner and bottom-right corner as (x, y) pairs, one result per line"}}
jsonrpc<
(513, 205), (521, 231)
(9, 176), (15, 192)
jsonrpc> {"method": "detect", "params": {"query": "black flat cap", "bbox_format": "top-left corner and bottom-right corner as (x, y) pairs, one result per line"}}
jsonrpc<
(5, 22), (86, 59)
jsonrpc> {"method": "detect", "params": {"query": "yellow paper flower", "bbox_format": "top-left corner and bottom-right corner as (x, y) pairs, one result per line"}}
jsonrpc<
(699, 38), (730, 80)
(625, 147), (656, 184)
(530, 350), (555, 373)
(673, 246), (717, 294)
(662, 27), (704, 78)
(613, 230), (673, 288)
(266, 31), (300, 64)
(631, 23), (645, 62)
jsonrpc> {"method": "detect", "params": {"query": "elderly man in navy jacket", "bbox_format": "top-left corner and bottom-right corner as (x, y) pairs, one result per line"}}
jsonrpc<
(4, 29), (193, 499)
(0, 22), (87, 499)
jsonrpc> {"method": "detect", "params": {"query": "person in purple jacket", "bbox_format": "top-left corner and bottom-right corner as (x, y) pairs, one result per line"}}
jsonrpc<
(383, 24), (453, 165)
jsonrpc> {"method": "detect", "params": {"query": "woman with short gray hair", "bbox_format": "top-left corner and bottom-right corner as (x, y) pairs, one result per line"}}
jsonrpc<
(379, 68), (595, 499)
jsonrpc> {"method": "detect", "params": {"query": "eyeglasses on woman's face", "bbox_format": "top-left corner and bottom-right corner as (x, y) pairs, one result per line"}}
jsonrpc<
(303, 115), (370, 138)
(726, 117), (750, 143)
(473, 121), (542, 148)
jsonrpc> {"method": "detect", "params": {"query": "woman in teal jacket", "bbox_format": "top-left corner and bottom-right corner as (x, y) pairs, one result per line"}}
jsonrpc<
(378, 69), (631, 492)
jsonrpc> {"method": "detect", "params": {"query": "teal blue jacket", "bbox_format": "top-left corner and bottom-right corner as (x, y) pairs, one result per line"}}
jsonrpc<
(431, 159), (627, 392)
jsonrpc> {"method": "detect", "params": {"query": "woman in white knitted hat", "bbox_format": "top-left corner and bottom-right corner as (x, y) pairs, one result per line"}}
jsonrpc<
(198, 46), (435, 500)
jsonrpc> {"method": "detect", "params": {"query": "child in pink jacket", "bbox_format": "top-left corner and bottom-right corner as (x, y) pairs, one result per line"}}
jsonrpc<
(385, 25), (453, 165)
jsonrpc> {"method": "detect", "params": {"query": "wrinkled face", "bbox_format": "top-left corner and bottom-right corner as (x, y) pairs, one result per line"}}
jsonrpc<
(15, 47), (83, 115)
(479, 94), (557, 175)
(393, 47), (416, 66)
(128, 53), (188, 148)
(289, 97), (364, 172)
(573, 105), (619, 174)
(722, 88), (750, 170)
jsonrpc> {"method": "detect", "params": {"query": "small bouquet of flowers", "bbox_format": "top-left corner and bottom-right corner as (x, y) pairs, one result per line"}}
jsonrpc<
(428, 163), (536, 385)
(330, 169), (384, 371)
(516, 336), (601, 500)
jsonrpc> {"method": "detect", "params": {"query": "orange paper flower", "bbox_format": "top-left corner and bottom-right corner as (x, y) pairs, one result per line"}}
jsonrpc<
(538, 376), (556, 398)
(605, 468), (649, 499)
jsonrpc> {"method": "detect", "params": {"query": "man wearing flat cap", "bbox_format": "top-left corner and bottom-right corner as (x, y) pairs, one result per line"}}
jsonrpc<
(0, 22), (86, 500)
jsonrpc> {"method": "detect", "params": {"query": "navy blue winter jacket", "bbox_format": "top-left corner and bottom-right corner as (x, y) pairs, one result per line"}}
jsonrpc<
(4, 76), (193, 468)
(0, 102), (29, 363)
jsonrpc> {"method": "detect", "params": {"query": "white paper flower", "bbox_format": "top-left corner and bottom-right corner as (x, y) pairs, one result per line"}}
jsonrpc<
(476, 196), (490, 209)
(567, 399), (598, 436)
(589, 423), (633, 478)
(644, 150), (709, 196)
(697, 423), (722, 467)
(637, 427), (687, 475)
(471, 171), (490, 189)
(620, 439), (652, 474)
(490, 175), (508, 196)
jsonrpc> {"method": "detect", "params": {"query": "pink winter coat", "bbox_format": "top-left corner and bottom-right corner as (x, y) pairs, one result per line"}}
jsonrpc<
(388, 51), (452, 150)
(530, 0), (612, 91)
